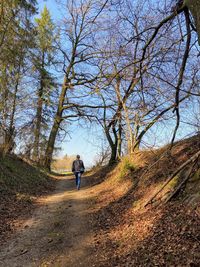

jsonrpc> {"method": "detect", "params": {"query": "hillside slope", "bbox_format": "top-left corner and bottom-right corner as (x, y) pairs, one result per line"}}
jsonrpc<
(0, 155), (55, 244)
(0, 136), (199, 266)
(91, 135), (200, 266)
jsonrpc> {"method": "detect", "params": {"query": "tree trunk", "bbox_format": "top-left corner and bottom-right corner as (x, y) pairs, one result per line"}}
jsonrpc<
(185, 0), (200, 44)
(112, 125), (118, 160)
(43, 76), (68, 170)
(44, 113), (62, 170)
(117, 117), (122, 159)
(5, 69), (20, 154)
(2, 64), (19, 154)
(123, 104), (133, 154)
(33, 52), (45, 163)
(110, 148), (117, 164)
(114, 74), (133, 154)
(33, 81), (43, 162)
(105, 127), (117, 165)
(1, 66), (8, 129)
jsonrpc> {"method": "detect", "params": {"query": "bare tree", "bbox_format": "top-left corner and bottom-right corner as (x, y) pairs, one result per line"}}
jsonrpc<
(44, 0), (105, 169)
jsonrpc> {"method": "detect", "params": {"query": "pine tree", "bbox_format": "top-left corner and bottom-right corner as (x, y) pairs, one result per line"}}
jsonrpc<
(0, 0), (36, 154)
(32, 6), (57, 163)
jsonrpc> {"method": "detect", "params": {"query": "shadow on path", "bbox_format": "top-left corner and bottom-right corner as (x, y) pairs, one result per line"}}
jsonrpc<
(0, 174), (97, 267)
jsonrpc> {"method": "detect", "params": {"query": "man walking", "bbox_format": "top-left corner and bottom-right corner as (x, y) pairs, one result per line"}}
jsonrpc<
(72, 155), (85, 190)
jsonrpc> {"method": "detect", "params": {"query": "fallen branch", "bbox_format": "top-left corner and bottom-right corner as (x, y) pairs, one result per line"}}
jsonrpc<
(144, 150), (200, 207)
(164, 160), (198, 203)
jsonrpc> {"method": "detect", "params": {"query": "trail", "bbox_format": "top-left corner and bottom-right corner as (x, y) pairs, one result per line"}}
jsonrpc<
(0, 175), (96, 267)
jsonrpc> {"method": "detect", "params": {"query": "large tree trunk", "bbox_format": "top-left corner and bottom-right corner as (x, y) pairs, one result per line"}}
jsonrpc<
(105, 127), (118, 165)
(109, 144), (118, 164)
(1, 65), (15, 154)
(185, 0), (200, 44)
(33, 53), (45, 162)
(44, 113), (62, 170)
(5, 69), (20, 154)
(43, 76), (68, 170)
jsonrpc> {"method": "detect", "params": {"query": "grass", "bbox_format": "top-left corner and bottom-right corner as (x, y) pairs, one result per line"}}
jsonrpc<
(118, 156), (137, 180)
(190, 169), (200, 182)
(0, 154), (54, 197)
(61, 171), (73, 175)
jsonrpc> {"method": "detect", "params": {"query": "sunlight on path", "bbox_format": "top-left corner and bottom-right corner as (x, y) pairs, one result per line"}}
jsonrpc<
(0, 175), (96, 267)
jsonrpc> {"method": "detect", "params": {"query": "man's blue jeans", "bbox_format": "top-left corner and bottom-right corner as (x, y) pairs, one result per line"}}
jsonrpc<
(75, 172), (81, 190)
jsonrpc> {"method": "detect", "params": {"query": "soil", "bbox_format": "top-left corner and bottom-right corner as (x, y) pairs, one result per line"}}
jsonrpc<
(0, 174), (97, 267)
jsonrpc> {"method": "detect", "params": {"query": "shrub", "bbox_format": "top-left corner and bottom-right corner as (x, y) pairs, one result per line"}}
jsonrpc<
(118, 157), (136, 180)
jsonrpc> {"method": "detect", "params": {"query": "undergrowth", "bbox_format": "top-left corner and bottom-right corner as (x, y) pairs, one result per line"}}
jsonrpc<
(118, 156), (137, 180)
(0, 154), (55, 244)
(0, 154), (54, 197)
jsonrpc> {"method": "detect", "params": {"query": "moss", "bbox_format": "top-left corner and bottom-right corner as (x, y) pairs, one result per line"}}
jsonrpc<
(190, 169), (200, 182)
(166, 175), (180, 190)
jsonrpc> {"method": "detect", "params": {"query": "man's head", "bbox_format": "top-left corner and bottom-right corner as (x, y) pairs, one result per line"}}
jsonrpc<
(76, 155), (80, 159)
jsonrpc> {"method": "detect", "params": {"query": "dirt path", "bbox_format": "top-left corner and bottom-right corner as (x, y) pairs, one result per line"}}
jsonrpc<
(0, 175), (96, 267)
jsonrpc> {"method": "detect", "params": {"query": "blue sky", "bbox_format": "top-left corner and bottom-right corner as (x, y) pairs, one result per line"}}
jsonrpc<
(38, 0), (59, 18)
(59, 122), (104, 167)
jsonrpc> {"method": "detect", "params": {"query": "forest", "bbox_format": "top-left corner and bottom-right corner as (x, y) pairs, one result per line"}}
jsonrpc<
(0, 0), (199, 168)
(0, 0), (200, 266)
